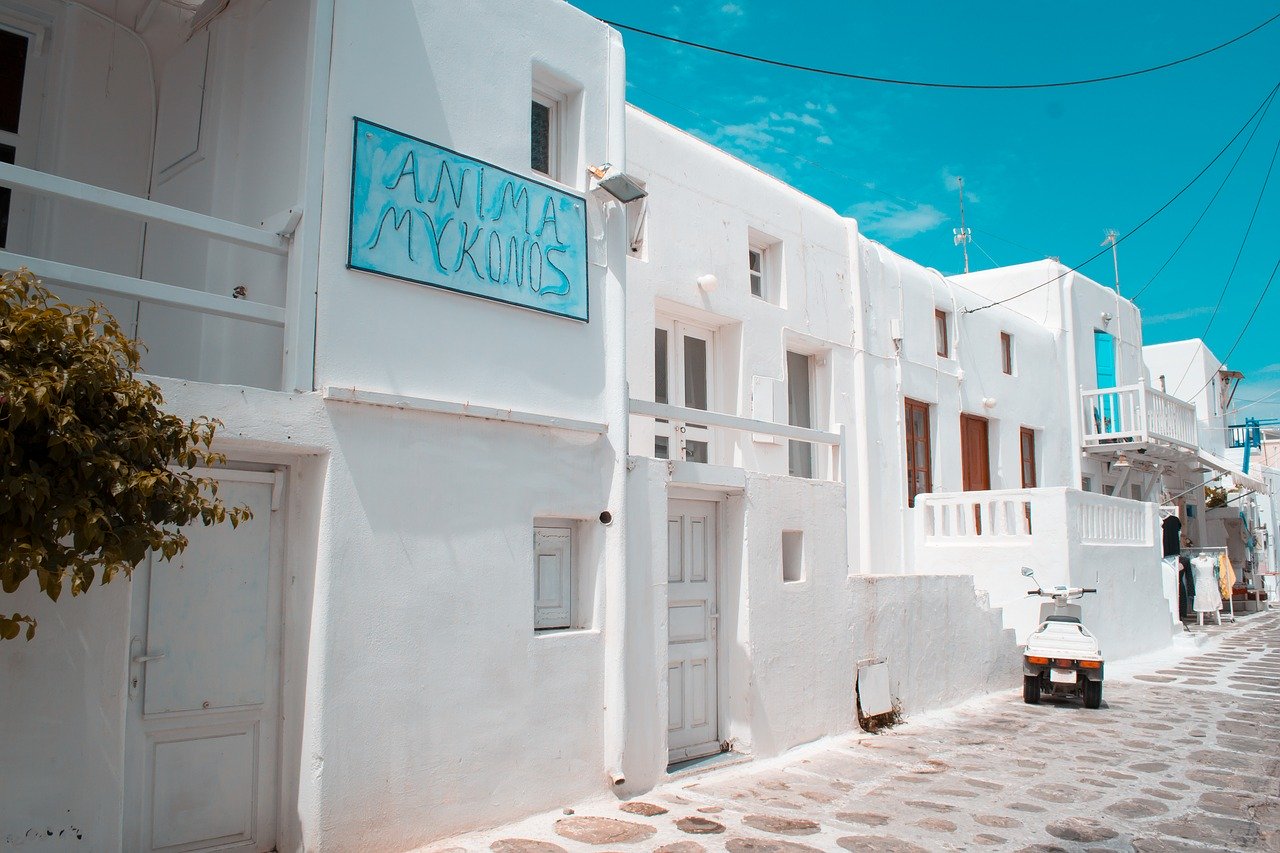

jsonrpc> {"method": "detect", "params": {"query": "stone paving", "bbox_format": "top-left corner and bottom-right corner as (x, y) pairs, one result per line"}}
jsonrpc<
(426, 611), (1280, 852)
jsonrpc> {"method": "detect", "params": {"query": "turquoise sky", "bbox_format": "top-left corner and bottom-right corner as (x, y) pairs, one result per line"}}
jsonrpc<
(570, 0), (1280, 420)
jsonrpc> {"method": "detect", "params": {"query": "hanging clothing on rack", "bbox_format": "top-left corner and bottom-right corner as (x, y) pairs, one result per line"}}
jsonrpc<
(1191, 554), (1223, 614)
(1219, 553), (1236, 599)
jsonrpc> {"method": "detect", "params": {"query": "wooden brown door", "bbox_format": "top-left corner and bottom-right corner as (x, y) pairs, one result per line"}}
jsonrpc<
(960, 414), (991, 491)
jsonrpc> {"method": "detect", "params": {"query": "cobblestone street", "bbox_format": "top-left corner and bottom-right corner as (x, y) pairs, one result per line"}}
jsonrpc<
(430, 611), (1280, 852)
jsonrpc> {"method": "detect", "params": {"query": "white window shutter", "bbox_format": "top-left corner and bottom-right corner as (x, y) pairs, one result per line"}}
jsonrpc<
(752, 375), (781, 444)
(534, 527), (572, 629)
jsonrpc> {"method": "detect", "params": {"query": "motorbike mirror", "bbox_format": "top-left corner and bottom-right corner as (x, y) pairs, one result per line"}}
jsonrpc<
(1020, 566), (1035, 578)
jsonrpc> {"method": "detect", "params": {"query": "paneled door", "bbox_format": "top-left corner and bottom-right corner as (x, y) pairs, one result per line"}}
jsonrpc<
(667, 499), (719, 763)
(123, 471), (281, 852)
(960, 414), (991, 492)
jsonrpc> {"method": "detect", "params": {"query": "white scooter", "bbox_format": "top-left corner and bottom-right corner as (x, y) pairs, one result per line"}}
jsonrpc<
(1020, 567), (1104, 709)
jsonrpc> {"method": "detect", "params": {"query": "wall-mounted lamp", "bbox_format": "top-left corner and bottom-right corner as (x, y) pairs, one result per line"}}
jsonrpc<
(982, 397), (997, 409)
(1114, 453), (1131, 469)
(1100, 312), (1113, 325)
(588, 163), (648, 204)
(696, 274), (718, 293)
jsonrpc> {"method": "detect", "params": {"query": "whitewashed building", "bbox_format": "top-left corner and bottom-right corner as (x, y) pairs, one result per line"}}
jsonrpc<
(0, 1), (1226, 850)
(2, 0), (633, 850)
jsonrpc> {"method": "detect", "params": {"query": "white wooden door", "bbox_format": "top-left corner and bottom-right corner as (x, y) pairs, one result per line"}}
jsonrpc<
(667, 499), (719, 763)
(123, 472), (281, 852)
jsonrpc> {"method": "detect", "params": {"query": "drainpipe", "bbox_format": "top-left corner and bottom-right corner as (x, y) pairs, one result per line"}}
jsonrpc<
(849, 227), (875, 575)
(1061, 265), (1083, 486)
(600, 26), (629, 789)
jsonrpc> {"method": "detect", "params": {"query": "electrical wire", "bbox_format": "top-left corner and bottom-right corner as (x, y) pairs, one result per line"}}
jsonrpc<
(1130, 89), (1279, 302)
(1169, 125), (1280, 397)
(963, 80), (1280, 315)
(1187, 254), (1280, 399)
(628, 83), (1046, 264)
(600, 11), (1280, 90)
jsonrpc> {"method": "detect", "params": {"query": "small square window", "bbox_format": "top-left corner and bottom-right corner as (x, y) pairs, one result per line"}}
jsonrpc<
(935, 310), (950, 358)
(782, 530), (804, 583)
(1001, 332), (1014, 375)
(1082, 477), (1093, 492)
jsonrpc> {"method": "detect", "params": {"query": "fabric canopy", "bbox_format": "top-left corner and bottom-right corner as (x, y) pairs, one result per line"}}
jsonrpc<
(1197, 448), (1269, 495)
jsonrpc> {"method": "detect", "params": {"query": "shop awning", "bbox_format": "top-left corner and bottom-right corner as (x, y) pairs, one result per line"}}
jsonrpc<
(1197, 448), (1269, 494)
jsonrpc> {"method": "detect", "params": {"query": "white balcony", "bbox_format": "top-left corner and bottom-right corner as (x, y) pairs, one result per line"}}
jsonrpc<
(0, 162), (303, 392)
(1080, 382), (1198, 460)
(910, 488), (1173, 660)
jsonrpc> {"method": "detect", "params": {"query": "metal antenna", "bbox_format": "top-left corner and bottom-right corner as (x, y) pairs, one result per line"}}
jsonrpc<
(1101, 229), (1120, 294)
(952, 177), (972, 273)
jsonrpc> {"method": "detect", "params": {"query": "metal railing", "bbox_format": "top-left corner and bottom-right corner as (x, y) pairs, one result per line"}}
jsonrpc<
(1080, 381), (1197, 450)
(628, 398), (846, 482)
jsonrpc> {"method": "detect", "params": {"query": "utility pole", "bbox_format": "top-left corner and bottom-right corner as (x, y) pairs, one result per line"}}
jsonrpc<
(1102, 229), (1120, 295)
(953, 177), (971, 274)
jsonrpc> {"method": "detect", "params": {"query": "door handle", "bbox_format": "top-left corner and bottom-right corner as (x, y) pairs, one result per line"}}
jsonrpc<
(131, 653), (165, 664)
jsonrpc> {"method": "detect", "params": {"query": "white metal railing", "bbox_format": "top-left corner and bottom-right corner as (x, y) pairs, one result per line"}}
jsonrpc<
(919, 489), (1035, 541)
(1071, 489), (1151, 546)
(1080, 382), (1197, 450)
(0, 161), (291, 329)
(628, 398), (846, 481)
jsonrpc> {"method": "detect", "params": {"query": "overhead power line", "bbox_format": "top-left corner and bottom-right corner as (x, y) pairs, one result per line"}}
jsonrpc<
(1130, 88), (1279, 302)
(601, 11), (1280, 90)
(1170, 122), (1280, 397)
(963, 80), (1280, 315)
(1188, 254), (1280, 399)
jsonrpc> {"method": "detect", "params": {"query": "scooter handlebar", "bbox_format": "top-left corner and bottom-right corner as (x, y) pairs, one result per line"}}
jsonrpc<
(1082, 588), (1098, 593)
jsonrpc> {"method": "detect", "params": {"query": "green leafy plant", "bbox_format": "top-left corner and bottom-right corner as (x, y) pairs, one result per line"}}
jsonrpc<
(1205, 485), (1228, 509)
(1, 268), (250, 640)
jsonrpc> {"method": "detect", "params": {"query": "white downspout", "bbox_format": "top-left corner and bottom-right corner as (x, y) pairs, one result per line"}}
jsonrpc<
(600, 26), (629, 789)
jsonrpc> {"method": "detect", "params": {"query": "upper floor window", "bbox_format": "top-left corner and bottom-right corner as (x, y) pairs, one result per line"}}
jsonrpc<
(1001, 332), (1014, 375)
(786, 350), (815, 478)
(0, 26), (30, 248)
(935, 309), (950, 358)
(530, 93), (557, 179)
(749, 247), (765, 298)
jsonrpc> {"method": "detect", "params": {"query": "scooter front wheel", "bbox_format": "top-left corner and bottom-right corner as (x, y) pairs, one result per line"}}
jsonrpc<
(1023, 674), (1041, 704)
(1083, 679), (1103, 709)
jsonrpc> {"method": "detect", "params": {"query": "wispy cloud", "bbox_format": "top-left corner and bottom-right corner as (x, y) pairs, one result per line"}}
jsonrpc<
(1143, 306), (1212, 326)
(849, 200), (948, 240)
(720, 3), (744, 15)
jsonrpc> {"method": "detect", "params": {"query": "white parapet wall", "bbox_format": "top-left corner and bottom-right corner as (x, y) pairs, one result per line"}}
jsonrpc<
(912, 487), (1176, 661)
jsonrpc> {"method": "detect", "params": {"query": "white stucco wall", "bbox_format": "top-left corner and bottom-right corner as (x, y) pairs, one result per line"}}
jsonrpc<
(858, 244), (1076, 573)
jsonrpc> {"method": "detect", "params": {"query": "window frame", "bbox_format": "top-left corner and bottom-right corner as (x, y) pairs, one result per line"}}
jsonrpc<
(785, 349), (815, 478)
(0, 20), (45, 251)
(654, 316), (717, 464)
(748, 245), (766, 300)
(533, 522), (574, 631)
(904, 398), (933, 507)
(530, 88), (560, 181)
(1001, 332), (1014, 375)
(935, 309), (950, 359)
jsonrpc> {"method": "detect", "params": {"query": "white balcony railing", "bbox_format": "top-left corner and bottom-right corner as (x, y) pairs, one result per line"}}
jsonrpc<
(0, 161), (295, 376)
(917, 487), (1154, 548)
(1080, 382), (1197, 450)
(628, 398), (846, 482)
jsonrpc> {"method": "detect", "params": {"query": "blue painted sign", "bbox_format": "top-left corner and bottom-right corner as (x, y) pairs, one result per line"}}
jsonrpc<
(348, 117), (589, 322)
